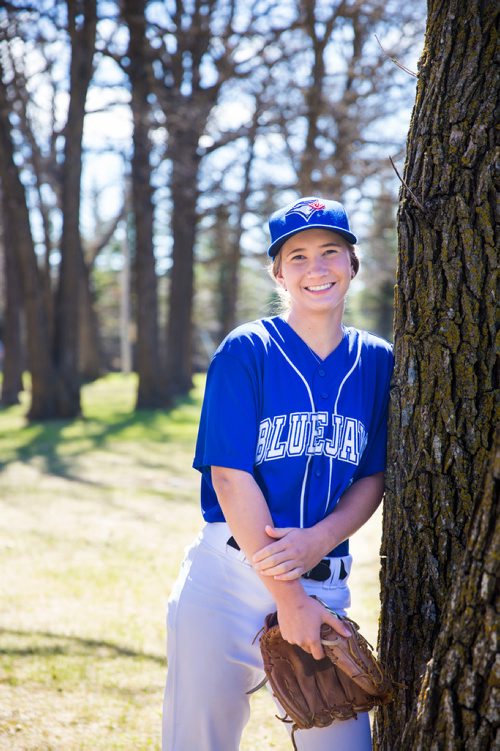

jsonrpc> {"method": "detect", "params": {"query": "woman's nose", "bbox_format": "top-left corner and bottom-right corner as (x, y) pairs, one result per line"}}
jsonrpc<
(307, 255), (328, 274)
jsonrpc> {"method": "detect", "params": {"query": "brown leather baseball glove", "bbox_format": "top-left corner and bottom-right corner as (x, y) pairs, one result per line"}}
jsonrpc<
(253, 608), (395, 750)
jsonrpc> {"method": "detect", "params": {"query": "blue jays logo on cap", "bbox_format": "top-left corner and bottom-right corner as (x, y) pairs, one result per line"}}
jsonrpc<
(267, 196), (358, 257)
(286, 199), (326, 222)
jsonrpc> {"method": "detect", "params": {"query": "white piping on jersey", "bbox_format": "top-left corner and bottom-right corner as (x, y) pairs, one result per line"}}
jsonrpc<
(266, 326), (315, 528)
(333, 334), (362, 415)
(325, 458), (333, 516)
(266, 324), (316, 411)
(266, 321), (363, 526)
(325, 333), (363, 514)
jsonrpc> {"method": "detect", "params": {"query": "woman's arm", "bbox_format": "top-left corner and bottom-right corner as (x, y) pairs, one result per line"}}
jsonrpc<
(252, 472), (385, 580)
(211, 466), (349, 658)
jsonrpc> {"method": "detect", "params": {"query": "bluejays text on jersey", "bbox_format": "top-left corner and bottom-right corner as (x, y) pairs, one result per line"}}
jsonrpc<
(255, 411), (368, 466)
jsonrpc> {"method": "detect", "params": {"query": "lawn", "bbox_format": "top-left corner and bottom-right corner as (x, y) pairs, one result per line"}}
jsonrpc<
(0, 374), (383, 750)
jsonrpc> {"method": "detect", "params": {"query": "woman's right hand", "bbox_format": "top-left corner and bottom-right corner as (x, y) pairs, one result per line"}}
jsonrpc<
(253, 525), (325, 580)
(276, 591), (349, 660)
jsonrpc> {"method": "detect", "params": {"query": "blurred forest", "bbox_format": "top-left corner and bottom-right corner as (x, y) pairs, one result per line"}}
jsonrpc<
(0, 0), (425, 419)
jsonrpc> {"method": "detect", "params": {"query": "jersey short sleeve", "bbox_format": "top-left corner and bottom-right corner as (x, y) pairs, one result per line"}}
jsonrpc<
(193, 347), (260, 476)
(354, 339), (393, 480)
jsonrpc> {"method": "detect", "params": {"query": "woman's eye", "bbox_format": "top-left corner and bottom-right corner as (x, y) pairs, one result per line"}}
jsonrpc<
(324, 248), (338, 255)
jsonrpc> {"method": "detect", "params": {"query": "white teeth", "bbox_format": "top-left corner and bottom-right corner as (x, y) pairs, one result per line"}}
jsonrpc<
(307, 283), (332, 291)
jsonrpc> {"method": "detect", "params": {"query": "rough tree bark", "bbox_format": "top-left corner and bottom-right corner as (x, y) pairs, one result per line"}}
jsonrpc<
(407, 428), (498, 749)
(53, 0), (97, 416)
(375, 2), (497, 749)
(122, 0), (166, 408)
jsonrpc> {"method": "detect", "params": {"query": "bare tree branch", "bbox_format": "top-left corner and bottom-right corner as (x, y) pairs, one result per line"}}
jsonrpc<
(375, 34), (418, 78)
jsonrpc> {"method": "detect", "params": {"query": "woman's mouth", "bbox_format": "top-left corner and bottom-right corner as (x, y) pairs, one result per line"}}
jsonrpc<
(305, 282), (334, 292)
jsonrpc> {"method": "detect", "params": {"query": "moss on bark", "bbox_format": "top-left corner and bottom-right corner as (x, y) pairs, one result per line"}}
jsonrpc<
(375, 1), (498, 748)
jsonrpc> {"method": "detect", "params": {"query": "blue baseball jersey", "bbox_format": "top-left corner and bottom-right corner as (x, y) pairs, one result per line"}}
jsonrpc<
(193, 316), (393, 556)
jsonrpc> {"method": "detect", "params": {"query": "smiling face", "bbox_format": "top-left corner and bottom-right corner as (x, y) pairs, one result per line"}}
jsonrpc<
(275, 228), (354, 321)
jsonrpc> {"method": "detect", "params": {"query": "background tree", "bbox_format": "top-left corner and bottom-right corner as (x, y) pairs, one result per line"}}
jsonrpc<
(375, 1), (497, 748)
(53, 0), (97, 416)
(0, 0), (425, 419)
(0, 0), (100, 416)
(80, 186), (126, 379)
(198, 105), (261, 342)
(122, 0), (166, 408)
(0, 189), (23, 405)
(349, 181), (397, 341)
(0, 60), (58, 418)
(264, 0), (419, 198)
(149, 0), (288, 400)
(191, 0), (422, 359)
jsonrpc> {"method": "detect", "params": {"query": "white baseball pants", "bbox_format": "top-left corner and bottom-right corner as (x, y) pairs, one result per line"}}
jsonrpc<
(162, 522), (371, 751)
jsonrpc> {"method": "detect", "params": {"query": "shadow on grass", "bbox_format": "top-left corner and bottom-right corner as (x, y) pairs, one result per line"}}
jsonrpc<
(0, 391), (200, 483)
(0, 627), (165, 665)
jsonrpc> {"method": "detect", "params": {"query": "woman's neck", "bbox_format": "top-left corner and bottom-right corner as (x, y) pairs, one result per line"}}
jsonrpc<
(284, 310), (345, 360)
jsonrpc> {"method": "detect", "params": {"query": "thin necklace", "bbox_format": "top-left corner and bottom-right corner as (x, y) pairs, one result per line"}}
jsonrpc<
(306, 344), (322, 363)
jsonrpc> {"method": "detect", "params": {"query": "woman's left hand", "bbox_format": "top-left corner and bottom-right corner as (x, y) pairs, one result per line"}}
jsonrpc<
(252, 525), (324, 580)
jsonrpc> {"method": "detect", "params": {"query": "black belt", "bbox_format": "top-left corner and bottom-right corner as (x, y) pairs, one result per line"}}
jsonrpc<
(227, 537), (347, 581)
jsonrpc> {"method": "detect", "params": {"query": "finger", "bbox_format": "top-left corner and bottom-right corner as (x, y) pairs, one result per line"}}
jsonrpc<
(256, 559), (297, 576)
(324, 613), (350, 638)
(252, 540), (288, 563)
(309, 640), (325, 660)
(252, 543), (280, 563)
(273, 567), (304, 581)
(253, 548), (286, 567)
(264, 525), (293, 539)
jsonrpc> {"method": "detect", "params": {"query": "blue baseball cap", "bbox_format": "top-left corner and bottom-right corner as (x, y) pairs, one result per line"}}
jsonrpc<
(267, 196), (357, 257)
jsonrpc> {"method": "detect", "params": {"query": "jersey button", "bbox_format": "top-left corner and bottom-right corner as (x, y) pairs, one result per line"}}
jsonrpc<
(320, 392), (328, 399)
(318, 368), (326, 376)
(315, 469), (322, 477)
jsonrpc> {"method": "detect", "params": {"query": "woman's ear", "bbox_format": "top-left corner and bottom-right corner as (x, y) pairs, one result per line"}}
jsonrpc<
(275, 267), (287, 290)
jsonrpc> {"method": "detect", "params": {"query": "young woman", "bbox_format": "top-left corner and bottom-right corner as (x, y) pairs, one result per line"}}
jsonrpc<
(162, 197), (393, 751)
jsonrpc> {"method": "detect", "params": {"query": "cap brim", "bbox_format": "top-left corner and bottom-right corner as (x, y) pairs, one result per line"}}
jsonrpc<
(267, 224), (357, 257)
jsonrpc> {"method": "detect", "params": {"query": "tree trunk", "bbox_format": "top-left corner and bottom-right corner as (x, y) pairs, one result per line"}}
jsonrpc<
(165, 128), (200, 400)
(297, 0), (328, 195)
(78, 263), (103, 381)
(0, 68), (58, 419)
(219, 125), (258, 339)
(123, 0), (166, 409)
(0, 202), (23, 405)
(405, 428), (498, 750)
(120, 214), (132, 374)
(215, 205), (238, 340)
(80, 198), (128, 379)
(53, 0), (97, 417)
(375, 1), (497, 748)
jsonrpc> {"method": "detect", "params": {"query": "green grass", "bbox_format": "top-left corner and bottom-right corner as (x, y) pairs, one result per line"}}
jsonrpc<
(0, 374), (383, 750)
